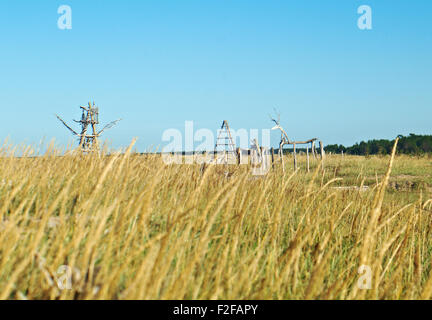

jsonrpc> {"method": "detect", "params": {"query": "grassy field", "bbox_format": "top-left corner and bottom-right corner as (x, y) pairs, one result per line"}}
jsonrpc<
(1, 141), (432, 300)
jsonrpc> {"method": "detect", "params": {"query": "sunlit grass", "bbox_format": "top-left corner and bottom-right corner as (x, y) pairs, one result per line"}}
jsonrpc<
(0, 140), (432, 299)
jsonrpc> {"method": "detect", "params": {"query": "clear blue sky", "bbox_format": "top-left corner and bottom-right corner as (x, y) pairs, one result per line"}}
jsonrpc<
(0, 0), (431, 151)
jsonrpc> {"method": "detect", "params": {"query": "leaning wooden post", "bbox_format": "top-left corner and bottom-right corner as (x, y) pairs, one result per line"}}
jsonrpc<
(271, 147), (275, 169)
(251, 148), (256, 167)
(280, 142), (285, 173)
(236, 147), (241, 165)
(319, 141), (325, 170)
(293, 143), (297, 171)
(311, 141), (316, 160)
(306, 144), (310, 172)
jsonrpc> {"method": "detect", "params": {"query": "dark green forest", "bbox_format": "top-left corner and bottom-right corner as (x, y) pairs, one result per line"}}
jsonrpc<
(325, 134), (432, 155)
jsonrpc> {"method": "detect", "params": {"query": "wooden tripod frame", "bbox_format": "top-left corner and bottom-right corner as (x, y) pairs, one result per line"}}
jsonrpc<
(56, 101), (121, 152)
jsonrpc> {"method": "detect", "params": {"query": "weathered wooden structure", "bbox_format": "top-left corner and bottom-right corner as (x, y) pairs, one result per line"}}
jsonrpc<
(214, 120), (237, 164)
(250, 139), (271, 175)
(205, 116), (323, 175)
(270, 112), (324, 172)
(56, 102), (121, 152)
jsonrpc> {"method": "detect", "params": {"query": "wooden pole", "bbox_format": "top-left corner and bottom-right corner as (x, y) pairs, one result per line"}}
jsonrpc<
(79, 109), (89, 150)
(320, 141), (325, 170)
(236, 147), (241, 165)
(312, 141), (316, 160)
(306, 145), (310, 172)
(280, 142), (285, 173)
(89, 102), (99, 151)
(293, 143), (297, 171)
(271, 147), (275, 169)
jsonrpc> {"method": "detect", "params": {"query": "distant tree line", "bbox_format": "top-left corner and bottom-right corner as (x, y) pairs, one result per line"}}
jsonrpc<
(325, 134), (432, 155)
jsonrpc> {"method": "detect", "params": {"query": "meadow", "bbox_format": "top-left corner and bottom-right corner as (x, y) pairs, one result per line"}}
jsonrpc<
(1, 140), (432, 300)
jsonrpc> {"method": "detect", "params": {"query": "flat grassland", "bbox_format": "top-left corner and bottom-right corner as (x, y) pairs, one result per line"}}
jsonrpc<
(1, 145), (432, 299)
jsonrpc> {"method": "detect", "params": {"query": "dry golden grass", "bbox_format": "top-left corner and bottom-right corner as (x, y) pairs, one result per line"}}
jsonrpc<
(1, 140), (432, 300)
